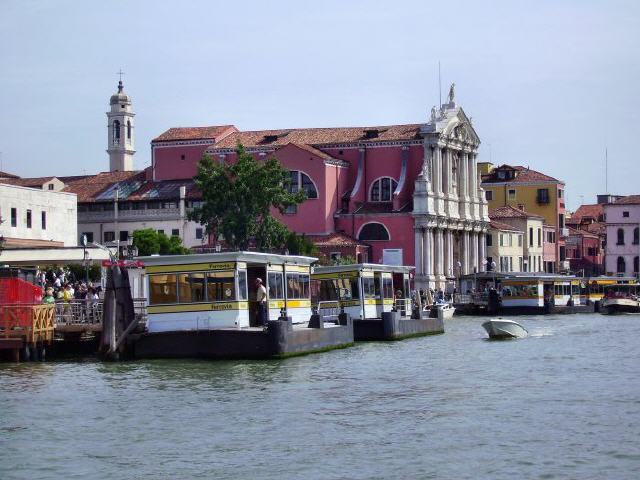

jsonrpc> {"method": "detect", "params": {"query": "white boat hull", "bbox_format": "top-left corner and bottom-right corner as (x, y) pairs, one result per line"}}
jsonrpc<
(482, 318), (528, 339)
(600, 298), (640, 315)
(430, 304), (455, 320)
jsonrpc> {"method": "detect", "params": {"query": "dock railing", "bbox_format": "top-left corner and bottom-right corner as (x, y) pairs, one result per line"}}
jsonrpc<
(0, 304), (55, 344)
(53, 299), (148, 328)
(453, 293), (489, 305)
(394, 298), (411, 317)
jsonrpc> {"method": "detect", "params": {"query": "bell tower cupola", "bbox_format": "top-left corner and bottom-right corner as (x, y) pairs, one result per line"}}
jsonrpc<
(107, 73), (135, 172)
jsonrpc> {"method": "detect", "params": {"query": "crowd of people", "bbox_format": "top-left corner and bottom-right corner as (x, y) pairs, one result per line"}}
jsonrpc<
(38, 268), (102, 307)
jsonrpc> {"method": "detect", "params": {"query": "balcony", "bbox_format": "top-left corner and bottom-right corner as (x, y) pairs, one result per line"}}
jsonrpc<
(78, 207), (181, 222)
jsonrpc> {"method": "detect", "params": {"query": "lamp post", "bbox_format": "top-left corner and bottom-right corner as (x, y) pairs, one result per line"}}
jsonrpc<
(491, 261), (497, 289)
(456, 260), (462, 297)
(82, 234), (89, 283)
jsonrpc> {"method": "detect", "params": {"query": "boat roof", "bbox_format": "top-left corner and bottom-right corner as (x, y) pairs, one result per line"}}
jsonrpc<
(313, 263), (413, 275)
(138, 251), (318, 267)
(603, 283), (639, 289)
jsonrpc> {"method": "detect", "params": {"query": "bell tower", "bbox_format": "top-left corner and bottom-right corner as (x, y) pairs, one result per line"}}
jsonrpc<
(107, 74), (135, 171)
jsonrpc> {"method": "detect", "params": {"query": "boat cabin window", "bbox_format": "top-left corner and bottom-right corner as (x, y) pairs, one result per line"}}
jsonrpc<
(179, 273), (206, 303)
(148, 269), (245, 305)
(554, 284), (571, 296)
(268, 271), (285, 299)
(382, 276), (393, 299)
(318, 277), (360, 301)
(501, 283), (538, 297)
(206, 271), (236, 301)
(286, 273), (310, 299)
(149, 274), (178, 304)
(362, 277), (377, 299)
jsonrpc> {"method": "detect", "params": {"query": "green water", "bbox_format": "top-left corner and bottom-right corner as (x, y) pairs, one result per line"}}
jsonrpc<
(1, 314), (639, 479)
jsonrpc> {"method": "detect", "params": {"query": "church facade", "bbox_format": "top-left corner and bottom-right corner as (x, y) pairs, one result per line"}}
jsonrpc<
(150, 85), (489, 290)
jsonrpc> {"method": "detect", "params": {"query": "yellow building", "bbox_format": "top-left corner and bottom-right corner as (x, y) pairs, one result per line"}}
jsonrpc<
(486, 220), (524, 273)
(479, 163), (567, 272)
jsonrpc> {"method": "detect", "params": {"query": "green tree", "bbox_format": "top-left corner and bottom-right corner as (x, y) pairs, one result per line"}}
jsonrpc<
(132, 228), (160, 256)
(189, 144), (305, 251)
(132, 229), (190, 256)
(286, 232), (318, 256)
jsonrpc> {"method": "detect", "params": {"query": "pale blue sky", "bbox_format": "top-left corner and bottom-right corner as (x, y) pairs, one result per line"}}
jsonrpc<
(1, 0), (638, 209)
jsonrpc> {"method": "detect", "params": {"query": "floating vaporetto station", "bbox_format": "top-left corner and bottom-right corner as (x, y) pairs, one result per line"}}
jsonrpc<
(132, 252), (354, 359)
(311, 264), (444, 340)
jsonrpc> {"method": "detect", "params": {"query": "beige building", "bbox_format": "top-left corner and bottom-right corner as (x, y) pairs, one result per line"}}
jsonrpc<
(489, 206), (544, 272)
(486, 220), (524, 272)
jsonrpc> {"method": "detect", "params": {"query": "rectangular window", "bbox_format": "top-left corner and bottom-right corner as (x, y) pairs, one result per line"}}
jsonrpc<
(529, 227), (533, 247)
(486, 234), (493, 247)
(499, 234), (504, 247)
(195, 228), (203, 240)
(518, 234), (523, 247)
(284, 205), (297, 215)
(48, 184), (54, 190)
(104, 231), (115, 242)
(382, 276), (393, 300)
(171, 229), (179, 237)
(149, 274), (177, 304)
(119, 231), (129, 242)
(178, 273), (206, 303)
(623, 211), (630, 218)
(41, 211), (47, 230)
(537, 188), (550, 204)
(237, 270), (248, 300)
(132, 202), (145, 210)
(157, 229), (165, 235)
(206, 271), (236, 301)
(362, 277), (376, 299)
(558, 189), (563, 198)
(286, 273), (310, 300)
(485, 190), (493, 201)
(537, 228), (542, 247)
(268, 272), (285, 300)
(10, 208), (17, 227)
(118, 202), (131, 211)
(508, 189), (516, 200)
(26, 209), (32, 228)
(559, 214), (565, 229)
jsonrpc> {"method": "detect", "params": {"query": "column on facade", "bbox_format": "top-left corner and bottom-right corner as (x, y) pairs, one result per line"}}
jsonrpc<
(467, 152), (476, 200)
(439, 229), (446, 277)
(422, 228), (432, 278)
(471, 231), (479, 273)
(414, 228), (423, 276)
(462, 230), (470, 275)
(478, 232), (486, 271)
(434, 146), (442, 196)
(446, 229), (454, 278)
(433, 228), (441, 277)
(442, 148), (449, 196)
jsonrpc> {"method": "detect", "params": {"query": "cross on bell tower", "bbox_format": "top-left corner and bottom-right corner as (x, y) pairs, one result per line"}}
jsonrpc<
(106, 70), (136, 172)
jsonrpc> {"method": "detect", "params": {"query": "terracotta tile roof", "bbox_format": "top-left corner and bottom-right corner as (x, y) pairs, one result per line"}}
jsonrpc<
(481, 164), (561, 184)
(613, 195), (640, 205)
(489, 219), (523, 232)
(3, 237), (64, 248)
(570, 204), (604, 223)
(307, 232), (369, 248)
(63, 171), (145, 202)
(567, 226), (599, 239)
(489, 205), (544, 220)
(279, 143), (335, 161)
(152, 125), (237, 142)
(0, 171), (20, 179)
(0, 176), (55, 188)
(211, 123), (422, 150)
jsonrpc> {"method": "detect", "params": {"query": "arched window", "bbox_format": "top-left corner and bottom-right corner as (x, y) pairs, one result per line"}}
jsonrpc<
(127, 120), (132, 140)
(617, 228), (625, 245)
(370, 177), (398, 202)
(288, 171), (318, 199)
(634, 227), (639, 245)
(617, 256), (626, 274)
(113, 120), (121, 141)
(358, 222), (390, 241)
(634, 256), (639, 274)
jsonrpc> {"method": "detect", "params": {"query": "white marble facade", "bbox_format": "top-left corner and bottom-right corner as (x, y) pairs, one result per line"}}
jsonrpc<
(413, 91), (489, 290)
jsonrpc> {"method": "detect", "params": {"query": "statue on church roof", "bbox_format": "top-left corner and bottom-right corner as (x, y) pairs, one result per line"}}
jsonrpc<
(430, 106), (437, 122)
(448, 83), (456, 104)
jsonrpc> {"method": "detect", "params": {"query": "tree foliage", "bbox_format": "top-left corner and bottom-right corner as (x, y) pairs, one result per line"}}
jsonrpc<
(286, 232), (318, 256)
(132, 228), (190, 256)
(189, 144), (306, 251)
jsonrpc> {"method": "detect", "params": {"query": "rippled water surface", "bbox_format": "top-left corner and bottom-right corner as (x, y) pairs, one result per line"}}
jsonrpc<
(2, 314), (640, 479)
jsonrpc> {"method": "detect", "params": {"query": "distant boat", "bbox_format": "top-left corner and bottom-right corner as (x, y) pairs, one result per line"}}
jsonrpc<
(600, 284), (640, 315)
(430, 302), (455, 321)
(482, 318), (528, 339)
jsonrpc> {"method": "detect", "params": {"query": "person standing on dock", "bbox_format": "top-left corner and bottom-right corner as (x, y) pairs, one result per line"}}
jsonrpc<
(255, 278), (268, 328)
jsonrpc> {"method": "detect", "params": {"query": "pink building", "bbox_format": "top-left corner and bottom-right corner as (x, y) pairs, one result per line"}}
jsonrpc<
(150, 93), (490, 290)
(604, 195), (640, 276)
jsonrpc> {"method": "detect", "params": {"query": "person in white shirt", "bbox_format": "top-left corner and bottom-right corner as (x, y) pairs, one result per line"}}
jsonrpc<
(255, 278), (268, 327)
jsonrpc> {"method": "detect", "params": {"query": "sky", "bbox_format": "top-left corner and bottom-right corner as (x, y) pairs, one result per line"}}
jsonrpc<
(1, 0), (638, 210)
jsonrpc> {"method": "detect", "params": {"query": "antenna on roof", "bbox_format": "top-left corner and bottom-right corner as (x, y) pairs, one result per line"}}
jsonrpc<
(605, 146), (608, 194)
(438, 61), (442, 108)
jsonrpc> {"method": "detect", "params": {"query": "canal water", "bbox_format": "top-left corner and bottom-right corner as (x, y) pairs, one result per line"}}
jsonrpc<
(1, 313), (639, 479)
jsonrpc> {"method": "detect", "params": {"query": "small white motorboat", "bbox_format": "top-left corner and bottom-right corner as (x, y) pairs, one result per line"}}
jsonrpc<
(482, 318), (528, 339)
(430, 302), (455, 321)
